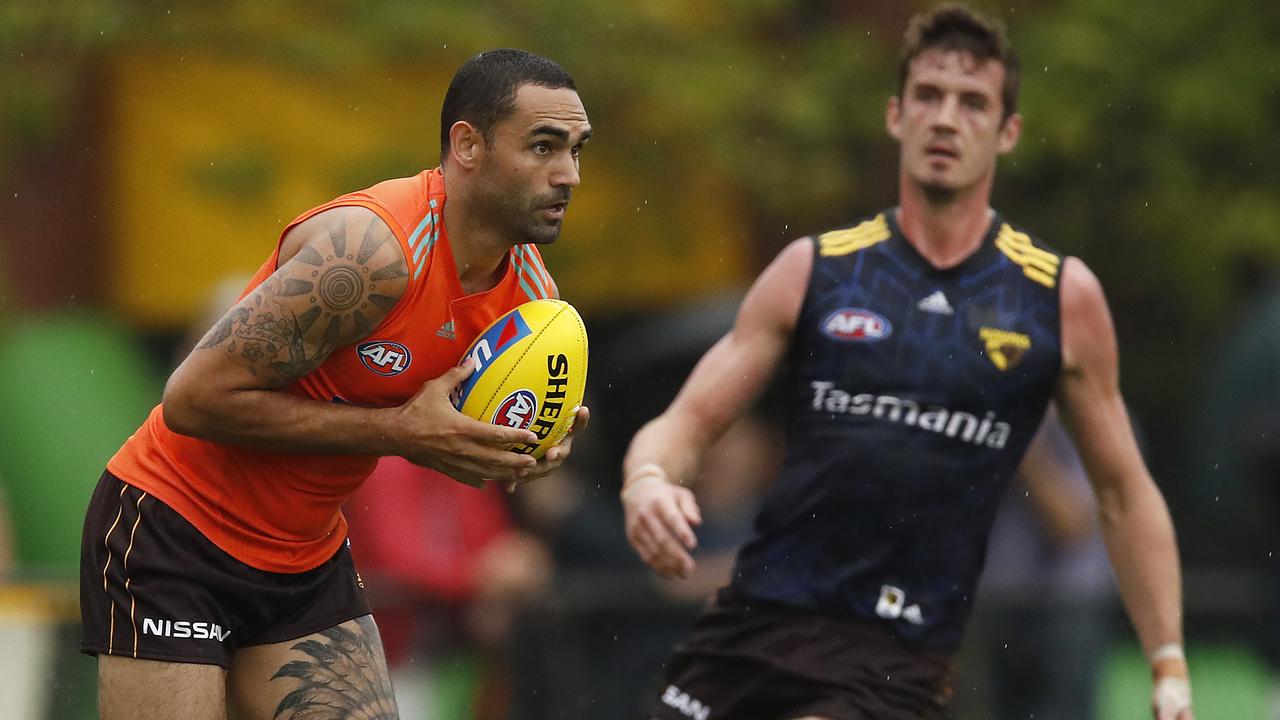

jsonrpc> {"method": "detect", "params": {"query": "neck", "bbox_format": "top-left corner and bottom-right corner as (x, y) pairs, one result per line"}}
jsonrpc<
(896, 175), (995, 269)
(442, 172), (512, 295)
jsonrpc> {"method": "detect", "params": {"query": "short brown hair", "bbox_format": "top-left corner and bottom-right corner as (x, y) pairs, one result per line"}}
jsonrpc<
(898, 4), (1021, 120)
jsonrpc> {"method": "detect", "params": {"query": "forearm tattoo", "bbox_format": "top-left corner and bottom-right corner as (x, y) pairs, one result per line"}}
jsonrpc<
(196, 214), (408, 386)
(270, 616), (399, 720)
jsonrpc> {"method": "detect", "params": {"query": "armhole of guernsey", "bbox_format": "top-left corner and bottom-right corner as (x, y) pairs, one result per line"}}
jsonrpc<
(816, 213), (891, 257)
(321, 199), (438, 338)
(511, 244), (557, 301)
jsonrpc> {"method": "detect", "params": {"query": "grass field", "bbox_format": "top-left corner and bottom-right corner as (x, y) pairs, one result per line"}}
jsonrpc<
(1103, 642), (1271, 719)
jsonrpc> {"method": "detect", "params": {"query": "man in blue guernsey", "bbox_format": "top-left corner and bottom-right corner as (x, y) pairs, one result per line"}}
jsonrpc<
(621, 5), (1193, 720)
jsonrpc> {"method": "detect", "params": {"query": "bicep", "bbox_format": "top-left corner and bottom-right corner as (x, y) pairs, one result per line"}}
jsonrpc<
(664, 238), (810, 440)
(1055, 257), (1149, 495)
(179, 207), (409, 391)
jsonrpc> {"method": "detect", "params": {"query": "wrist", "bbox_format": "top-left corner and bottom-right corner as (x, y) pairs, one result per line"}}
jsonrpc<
(1149, 643), (1188, 679)
(621, 463), (669, 498)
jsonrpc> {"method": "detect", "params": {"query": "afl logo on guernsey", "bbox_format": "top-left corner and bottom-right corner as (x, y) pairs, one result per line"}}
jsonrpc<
(493, 390), (538, 430)
(821, 308), (892, 342)
(357, 341), (412, 376)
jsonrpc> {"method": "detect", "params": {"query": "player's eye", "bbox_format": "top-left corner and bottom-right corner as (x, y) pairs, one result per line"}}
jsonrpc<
(533, 142), (552, 155)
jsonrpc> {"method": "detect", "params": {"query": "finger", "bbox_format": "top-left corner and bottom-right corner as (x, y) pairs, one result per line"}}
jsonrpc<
(625, 520), (647, 555)
(516, 465), (553, 485)
(450, 356), (476, 379)
(570, 405), (590, 432)
(462, 445), (538, 471)
(441, 457), (530, 486)
(629, 514), (684, 576)
(639, 536), (690, 579)
(448, 471), (487, 488)
(639, 512), (695, 575)
(659, 553), (693, 579)
(460, 416), (539, 447)
(543, 435), (573, 464)
(630, 527), (657, 564)
(675, 488), (703, 527)
(628, 525), (661, 569)
(635, 515), (670, 559)
(655, 496), (698, 549)
(439, 356), (476, 384)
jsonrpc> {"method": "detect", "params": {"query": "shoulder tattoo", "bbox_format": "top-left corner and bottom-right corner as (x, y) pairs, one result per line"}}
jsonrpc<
(196, 213), (409, 386)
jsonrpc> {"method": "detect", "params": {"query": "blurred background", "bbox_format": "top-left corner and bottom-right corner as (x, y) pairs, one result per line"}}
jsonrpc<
(1, 0), (1277, 717)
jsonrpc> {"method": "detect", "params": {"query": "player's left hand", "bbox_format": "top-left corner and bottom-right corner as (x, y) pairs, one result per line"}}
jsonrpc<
(1151, 655), (1193, 720)
(502, 405), (590, 493)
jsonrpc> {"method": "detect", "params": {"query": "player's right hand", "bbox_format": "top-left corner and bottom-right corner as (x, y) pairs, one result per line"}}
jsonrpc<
(395, 360), (538, 487)
(621, 468), (702, 579)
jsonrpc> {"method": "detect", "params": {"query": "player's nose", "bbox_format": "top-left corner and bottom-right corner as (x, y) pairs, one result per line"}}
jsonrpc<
(551, 152), (581, 188)
(931, 95), (960, 129)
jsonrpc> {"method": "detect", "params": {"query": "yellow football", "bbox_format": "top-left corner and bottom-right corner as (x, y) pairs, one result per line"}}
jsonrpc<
(452, 299), (588, 459)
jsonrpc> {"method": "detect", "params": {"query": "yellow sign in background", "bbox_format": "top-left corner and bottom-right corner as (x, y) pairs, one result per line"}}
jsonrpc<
(107, 50), (747, 329)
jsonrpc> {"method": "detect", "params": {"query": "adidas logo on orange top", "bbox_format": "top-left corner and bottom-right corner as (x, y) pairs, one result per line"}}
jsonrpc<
(917, 290), (954, 315)
(436, 320), (456, 340)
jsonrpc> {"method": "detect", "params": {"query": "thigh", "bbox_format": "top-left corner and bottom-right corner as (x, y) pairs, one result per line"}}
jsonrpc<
(99, 655), (226, 720)
(227, 615), (399, 720)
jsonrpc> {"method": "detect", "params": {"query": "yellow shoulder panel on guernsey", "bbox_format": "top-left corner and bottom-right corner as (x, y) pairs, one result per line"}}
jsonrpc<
(818, 214), (891, 257)
(994, 224), (1060, 288)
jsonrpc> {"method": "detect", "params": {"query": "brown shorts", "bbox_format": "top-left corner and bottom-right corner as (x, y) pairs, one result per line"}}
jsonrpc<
(651, 589), (953, 720)
(80, 470), (371, 667)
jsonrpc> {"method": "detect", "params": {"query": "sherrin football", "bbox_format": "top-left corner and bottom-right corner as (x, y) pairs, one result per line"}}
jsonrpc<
(452, 299), (588, 459)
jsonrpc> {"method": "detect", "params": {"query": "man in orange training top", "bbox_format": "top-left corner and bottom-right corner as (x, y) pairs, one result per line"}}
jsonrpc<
(80, 49), (591, 719)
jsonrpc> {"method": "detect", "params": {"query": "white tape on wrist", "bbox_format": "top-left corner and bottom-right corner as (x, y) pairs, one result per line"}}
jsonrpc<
(1152, 675), (1191, 716)
(1150, 643), (1186, 664)
(621, 464), (670, 500)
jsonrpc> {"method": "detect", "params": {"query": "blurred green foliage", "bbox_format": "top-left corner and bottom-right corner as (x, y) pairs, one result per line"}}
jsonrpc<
(3, 0), (1274, 277)
(0, 314), (160, 572)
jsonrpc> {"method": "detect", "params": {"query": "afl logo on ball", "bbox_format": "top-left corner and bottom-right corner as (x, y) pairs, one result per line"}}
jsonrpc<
(357, 341), (412, 376)
(821, 309), (892, 342)
(493, 390), (538, 430)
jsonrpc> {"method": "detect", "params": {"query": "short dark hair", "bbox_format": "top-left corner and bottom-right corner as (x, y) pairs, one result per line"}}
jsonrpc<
(440, 49), (577, 162)
(898, 4), (1021, 120)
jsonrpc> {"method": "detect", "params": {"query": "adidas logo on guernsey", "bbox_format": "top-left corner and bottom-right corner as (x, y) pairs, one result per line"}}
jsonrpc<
(917, 290), (954, 315)
(436, 320), (456, 340)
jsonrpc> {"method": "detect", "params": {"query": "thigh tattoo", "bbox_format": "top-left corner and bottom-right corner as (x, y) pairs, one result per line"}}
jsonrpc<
(270, 616), (398, 719)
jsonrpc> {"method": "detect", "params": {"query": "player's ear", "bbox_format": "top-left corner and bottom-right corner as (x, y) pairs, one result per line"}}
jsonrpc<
(997, 112), (1022, 155)
(886, 95), (903, 141)
(448, 121), (484, 170)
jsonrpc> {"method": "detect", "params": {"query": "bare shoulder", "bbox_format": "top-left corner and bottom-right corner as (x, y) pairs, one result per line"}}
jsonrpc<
(280, 205), (405, 269)
(738, 237), (813, 337)
(194, 205), (411, 386)
(1059, 256), (1117, 375)
(770, 236), (815, 276)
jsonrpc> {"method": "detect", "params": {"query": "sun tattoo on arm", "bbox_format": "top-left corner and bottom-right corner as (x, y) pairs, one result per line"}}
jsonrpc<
(195, 210), (409, 387)
(270, 616), (399, 720)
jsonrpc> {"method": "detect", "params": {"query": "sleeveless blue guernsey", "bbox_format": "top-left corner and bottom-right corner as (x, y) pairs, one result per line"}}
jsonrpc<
(729, 208), (1064, 652)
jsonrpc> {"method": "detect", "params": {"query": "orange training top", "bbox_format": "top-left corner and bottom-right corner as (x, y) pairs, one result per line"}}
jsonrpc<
(107, 168), (558, 573)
